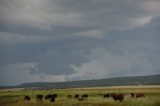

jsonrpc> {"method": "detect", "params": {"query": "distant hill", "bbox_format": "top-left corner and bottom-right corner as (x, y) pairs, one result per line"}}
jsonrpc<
(1, 74), (160, 89)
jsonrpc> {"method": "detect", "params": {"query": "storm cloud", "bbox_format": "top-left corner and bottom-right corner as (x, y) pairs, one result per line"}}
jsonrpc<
(0, 0), (160, 86)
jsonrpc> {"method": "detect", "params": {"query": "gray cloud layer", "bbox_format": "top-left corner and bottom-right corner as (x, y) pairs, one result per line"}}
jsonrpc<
(0, 0), (160, 86)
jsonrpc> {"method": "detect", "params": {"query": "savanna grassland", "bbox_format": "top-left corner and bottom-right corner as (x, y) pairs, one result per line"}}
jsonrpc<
(0, 85), (160, 106)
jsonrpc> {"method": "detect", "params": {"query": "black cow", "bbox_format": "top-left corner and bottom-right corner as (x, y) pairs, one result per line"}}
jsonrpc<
(53, 94), (58, 98)
(50, 97), (55, 102)
(45, 94), (57, 103)
(45, 94), (57, 99)
(130, 93), (135, 98)
(36, 95), (43, 101)
(45, 94), (53, 100)
(82, 94), (88, 99)
(67, 94), (72, 99)
(78, 97), (85, 101)
(24, 95), (30, 101)
(74, 94), (79, 99)
(110, 93), (125, 103)
(104, 93), (110, 98)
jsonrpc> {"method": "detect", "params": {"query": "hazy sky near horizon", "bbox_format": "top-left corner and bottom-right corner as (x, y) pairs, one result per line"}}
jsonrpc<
(0, 0), (160, 86)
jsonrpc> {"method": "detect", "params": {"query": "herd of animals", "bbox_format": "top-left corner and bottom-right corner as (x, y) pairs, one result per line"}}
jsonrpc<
(24, 92), (145, 103)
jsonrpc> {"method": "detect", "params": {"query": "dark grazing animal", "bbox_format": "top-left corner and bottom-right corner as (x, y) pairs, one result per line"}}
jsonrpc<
(24, 95), (30, 101)
(45, 94), (58, 99)
(45, 94), (57, 103)
(78, 97), (85, 101)
(36, 95), (43, 101)
(45, 94), (52, 100)
(74, 94), (79, 99)
(135, 93), (145, 98)
(104, 94), (110, 98)
(50, 97), (55, 102)
(110, 93), (125, 102)
(130, 93), (135, 98)
(53, 94), (58, 98)
(82, 94), (88, 99)
(67, 94), (73, 99)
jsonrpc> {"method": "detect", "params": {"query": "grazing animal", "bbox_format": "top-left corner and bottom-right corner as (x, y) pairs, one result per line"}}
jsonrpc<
(24, 95), (30, 101)
(130, 93), (135, 98)
(104, 94), (110, 98)
(50, 97), (55, 102)
(135, 93), (145, 98)
(45, 94), (57, 103)
(36, 95), (43, 101)
(53, 94), (58, 98)
(74, 94), (79, 99)
(45, 94), (57, 99)
(78, 97), (85, 101)
(111, 93), (125, 102)
(82, 94), (88, 99)
(45, 94), (52, 100)
(67, 94), (72, 99)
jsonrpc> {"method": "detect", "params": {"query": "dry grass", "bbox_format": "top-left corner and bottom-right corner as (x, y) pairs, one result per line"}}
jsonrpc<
(0, 85), (160, 106)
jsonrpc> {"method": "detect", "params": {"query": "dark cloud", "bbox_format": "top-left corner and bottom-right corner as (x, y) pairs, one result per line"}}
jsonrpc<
(0, 0), (160, 85)
(1, 0), (159, 36)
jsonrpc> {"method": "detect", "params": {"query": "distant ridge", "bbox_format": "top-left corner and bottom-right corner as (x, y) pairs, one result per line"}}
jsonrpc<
(1, 74), (160, 89)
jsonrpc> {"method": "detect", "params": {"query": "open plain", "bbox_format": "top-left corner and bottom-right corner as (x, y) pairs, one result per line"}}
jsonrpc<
(0, 85), (160, 106)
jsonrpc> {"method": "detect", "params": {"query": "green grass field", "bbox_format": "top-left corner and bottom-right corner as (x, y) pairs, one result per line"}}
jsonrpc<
(0, 85), (160, 106)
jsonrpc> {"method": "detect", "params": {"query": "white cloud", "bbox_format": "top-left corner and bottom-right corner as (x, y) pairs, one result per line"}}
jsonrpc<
(118, 16), (152, 30)
(143, 1), (160, 16)
(0, 32), (52, 45)
(69, 47), (160, 81)
(0, 0), (52, 30)
(73, 30), (104, 38)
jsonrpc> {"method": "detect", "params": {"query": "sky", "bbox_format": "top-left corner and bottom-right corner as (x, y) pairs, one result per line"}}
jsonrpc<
(0, 0), (160, 86)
